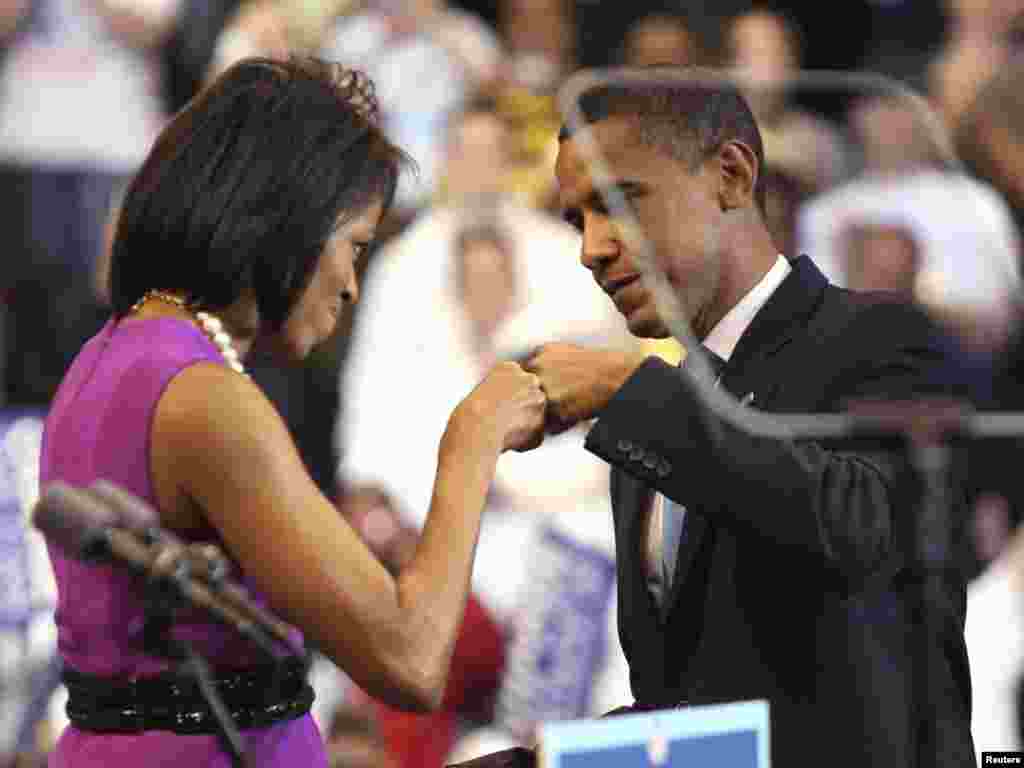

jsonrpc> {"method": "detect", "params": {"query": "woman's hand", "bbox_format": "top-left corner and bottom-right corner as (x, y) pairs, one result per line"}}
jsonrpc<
(451, 361), (547, 453)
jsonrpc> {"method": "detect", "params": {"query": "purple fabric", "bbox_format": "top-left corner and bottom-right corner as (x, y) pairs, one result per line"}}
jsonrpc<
(39, 317), (326, 767)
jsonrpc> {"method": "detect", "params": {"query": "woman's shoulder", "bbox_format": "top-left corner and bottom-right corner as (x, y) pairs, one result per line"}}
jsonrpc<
(100, 317), (235, 408)
(154, 352), (276, 445)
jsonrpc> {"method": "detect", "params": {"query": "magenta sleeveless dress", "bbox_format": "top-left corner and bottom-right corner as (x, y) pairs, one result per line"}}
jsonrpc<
(39, 316), (327, 767)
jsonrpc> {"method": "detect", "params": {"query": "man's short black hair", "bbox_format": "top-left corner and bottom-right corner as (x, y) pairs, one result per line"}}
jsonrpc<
(110, 57), (411, 331)
(559, 71), (767, 211)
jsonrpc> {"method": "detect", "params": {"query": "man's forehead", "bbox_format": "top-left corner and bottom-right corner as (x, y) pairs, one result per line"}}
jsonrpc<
(556, 117), (649, 191)
(567, 117), (646, 161)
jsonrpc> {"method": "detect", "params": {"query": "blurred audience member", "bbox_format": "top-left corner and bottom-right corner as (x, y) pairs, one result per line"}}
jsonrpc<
(620, 13), (700, 68)
(722, 7), (847, 262)
(322, 0), (502, 213)
(851, 93), (951, 176)
(724, 8), (847, 191)
(956, 56), (1024, 240)
(759, 163), (810, 258)
(799, 168), (1020, 349)
(493, 85), (561, 212)
(163, 0), (318, 116)
(204, 0), (290, 80)
(946, 0), (1024, 49)
(800, 63), (1021, 350)
(325, 705), (397, 768)
(497, 0), (573, 91)
(0, 0), (173, 267)
(0, 0), (174, 404)
(0, 414), (54, 762)
(929, 0), (1024, 129)
(163, 0), (289, 106)
(930, 41), (1005, 132)
(438, 93), (511, 206)
(0, 0), (27, 40)
(841, 221), (921, 295)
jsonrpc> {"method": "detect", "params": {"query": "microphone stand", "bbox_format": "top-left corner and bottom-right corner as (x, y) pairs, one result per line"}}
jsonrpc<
(136, 535), (254, 768)
(35, 483), (312, 768)
(911, 437), (954, 768)
(845, 399), (968, 767)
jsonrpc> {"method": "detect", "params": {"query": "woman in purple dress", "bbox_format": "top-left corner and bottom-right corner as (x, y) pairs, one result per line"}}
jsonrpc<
(38, 57), (547, 767)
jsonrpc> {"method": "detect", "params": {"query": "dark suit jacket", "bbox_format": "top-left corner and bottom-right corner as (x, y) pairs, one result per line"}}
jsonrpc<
(584, 256), (976, 768)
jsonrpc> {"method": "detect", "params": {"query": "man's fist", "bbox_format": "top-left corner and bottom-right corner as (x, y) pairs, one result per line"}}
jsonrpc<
(522, 343), (645, 433)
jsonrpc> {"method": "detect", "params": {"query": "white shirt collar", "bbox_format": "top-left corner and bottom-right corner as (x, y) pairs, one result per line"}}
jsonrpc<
(704, 254), (792, 362)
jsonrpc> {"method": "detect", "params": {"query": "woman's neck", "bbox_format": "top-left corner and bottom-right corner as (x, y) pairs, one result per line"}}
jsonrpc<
(128, 294), (258, 361)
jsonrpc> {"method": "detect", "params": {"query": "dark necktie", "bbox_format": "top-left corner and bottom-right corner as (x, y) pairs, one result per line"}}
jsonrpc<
(662, 347), (726, 593)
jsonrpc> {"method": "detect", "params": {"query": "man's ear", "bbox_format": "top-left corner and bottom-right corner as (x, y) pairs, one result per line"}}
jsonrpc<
(717, 140), (759, 211)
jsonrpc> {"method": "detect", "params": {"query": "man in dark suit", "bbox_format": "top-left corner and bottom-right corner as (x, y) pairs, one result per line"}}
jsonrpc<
(516, 77), (975, 767)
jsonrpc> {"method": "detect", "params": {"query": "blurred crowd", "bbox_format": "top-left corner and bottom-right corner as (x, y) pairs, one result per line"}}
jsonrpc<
(4, 0), (1024, 766)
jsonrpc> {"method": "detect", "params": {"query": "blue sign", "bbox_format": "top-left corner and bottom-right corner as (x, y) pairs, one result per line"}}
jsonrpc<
(540, 700), (771, 768)
(495, 523), (616, 738)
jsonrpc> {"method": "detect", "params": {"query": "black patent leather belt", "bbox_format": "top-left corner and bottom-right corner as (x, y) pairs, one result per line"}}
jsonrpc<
(63, 658), (314, 735)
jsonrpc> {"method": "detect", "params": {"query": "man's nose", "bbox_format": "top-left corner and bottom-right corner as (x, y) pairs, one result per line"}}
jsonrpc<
(579, 213), (619, 272)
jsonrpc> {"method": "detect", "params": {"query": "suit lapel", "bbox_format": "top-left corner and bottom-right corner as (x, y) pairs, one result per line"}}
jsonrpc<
(661, 256), (831, 620)
(727, 255), (828, 375)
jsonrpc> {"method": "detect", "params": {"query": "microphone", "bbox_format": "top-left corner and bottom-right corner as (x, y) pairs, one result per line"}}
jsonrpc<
(33, 481), (123, 561)
(86, 481), (232, 585)
(33, 481), (302, 657)
(92, 482), (302, 655)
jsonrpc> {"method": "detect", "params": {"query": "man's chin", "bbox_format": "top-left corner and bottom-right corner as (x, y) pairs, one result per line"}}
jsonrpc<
(625, 311), (670, 340)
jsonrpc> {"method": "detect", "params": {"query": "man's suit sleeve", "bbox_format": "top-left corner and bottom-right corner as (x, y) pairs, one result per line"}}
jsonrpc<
(584, 302), (960, 585)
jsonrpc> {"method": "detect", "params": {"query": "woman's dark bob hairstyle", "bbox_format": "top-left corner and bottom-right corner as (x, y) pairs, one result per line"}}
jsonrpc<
(109, 57), (410, 330)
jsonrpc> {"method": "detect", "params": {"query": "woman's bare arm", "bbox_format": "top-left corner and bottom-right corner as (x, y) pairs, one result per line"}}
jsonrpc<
(153, 361), (542, 711)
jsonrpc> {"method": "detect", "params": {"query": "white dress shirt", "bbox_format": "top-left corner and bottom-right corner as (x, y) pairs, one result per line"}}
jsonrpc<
(645, 254), (792, 599)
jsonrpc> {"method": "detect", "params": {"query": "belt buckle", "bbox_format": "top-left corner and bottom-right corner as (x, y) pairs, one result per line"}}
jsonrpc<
(122, 677), (147, 734)
(171, 668), (208, 734)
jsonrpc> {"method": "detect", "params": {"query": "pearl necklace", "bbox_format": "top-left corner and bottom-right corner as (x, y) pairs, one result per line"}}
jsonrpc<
(130, 290), (247, 375)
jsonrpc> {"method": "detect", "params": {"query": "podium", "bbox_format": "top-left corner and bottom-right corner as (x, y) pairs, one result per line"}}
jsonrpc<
(537, 700), (770, 768)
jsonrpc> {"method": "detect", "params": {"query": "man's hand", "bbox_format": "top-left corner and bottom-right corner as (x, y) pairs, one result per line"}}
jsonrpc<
(522, 343), (646, 433)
